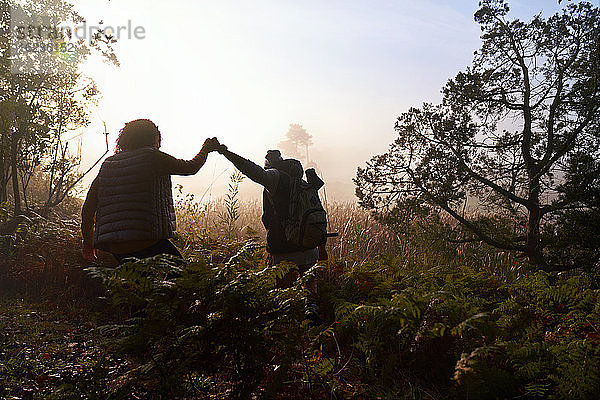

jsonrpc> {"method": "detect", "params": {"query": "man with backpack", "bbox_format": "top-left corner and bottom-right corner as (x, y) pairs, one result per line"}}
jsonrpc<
(214, 142), (328, 287)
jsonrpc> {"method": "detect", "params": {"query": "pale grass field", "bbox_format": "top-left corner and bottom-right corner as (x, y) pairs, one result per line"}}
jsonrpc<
(174, 189), (520, 276)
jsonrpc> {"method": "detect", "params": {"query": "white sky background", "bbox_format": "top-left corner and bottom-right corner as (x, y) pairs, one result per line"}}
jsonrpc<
(72, 0), (578, 201)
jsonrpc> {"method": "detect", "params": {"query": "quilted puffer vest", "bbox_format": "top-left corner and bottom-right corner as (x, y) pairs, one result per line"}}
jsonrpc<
(93, 147), (176, 250)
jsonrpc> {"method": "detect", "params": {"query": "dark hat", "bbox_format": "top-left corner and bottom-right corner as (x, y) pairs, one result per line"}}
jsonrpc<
(264, 150), (303, 178)
(265, 150), (283, 164)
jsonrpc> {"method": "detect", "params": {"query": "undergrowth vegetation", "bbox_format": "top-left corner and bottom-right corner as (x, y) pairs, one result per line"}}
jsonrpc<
(1, 192), (599, 399)
(80, 255), (600, 399)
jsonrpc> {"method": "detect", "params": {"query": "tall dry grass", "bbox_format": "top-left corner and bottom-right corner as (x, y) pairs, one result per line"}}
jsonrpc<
(174, 187), (520, 278)
(174, 184), (401, 262)
(323, 201), (399, 262)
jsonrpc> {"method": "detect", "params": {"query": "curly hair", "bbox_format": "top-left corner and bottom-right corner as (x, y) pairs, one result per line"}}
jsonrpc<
(115, 119), (161, 152)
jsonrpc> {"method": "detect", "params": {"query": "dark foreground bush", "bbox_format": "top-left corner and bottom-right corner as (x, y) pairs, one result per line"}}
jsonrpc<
(87, 253), (315, 399)
(0, 214), (108, 303)
(87, 250), (600, 399)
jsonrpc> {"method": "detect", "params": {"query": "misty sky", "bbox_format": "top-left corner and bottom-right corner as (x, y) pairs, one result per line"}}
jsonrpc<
(73, 0), (586, 201)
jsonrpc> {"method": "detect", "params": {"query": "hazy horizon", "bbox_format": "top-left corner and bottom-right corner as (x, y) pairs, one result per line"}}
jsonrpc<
(72, 0), (578, 202)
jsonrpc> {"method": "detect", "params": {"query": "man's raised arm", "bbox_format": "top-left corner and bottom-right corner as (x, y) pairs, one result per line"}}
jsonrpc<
(218, 145), (278, 193)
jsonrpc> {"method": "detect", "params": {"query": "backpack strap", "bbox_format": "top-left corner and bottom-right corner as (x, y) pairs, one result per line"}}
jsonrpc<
(287, 176), (302, 225)
(264, 169), (291, 222)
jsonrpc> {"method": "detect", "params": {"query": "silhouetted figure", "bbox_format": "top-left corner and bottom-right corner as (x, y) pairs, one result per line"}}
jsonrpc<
(215, 142), (328, 288)
(81, 119), (218, 264)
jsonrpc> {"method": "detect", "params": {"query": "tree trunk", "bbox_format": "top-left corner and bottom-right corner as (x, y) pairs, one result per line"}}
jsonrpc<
(526, 177), (544, 267)
(10, 134), (21, 217)
(0, 129), (6, 204)
(0, 155), (6, 204)
(305, 144), (309, 165)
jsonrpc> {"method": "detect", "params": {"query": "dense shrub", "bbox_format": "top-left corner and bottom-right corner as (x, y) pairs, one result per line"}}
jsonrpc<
(86, 249), (600, 399)
(0, 212), (108, 302)
(87, 254), (316, 398)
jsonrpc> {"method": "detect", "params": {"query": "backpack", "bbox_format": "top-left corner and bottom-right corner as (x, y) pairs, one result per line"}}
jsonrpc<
(283, 170), (328, 250)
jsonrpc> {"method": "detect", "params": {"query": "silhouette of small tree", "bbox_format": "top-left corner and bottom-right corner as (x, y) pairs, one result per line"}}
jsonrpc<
(278, 123), (313, 165)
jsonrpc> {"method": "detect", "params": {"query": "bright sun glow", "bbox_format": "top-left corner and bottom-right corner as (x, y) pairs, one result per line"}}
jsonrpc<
(73, 0), (565, 201)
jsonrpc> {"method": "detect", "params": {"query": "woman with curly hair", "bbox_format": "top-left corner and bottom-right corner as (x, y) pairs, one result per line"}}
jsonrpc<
(81, 119), (218, 263)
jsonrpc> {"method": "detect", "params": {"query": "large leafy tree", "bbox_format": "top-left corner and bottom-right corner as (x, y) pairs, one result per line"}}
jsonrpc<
(0, 0), (116, 219)
(355, 0), (600, 270)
